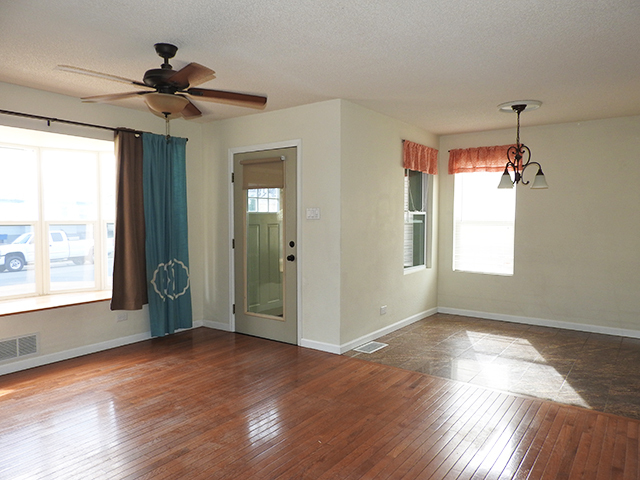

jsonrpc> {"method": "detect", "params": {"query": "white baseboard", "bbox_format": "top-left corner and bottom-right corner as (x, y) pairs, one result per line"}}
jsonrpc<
(0, 321), (209, 377)
(300, 308), (438, 355)
(202, 320), (233, 332)
(438, 307), (640, 339)
(0, 331), (152, 376)
(300, 338), (342, 354)
(338, 308), (438, 354)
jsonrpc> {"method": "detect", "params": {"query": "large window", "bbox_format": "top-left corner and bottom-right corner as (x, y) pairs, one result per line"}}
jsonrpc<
(0, 126), (115, 300)
(453, 172), (516, 275)
(404, 169), (431, 270)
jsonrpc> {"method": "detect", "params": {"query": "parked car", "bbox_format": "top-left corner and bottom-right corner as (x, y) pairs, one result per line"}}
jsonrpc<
(0, 231), (93, 272)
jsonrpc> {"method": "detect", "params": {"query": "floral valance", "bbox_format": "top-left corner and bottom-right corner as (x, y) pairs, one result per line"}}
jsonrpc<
(403, 140), (438, 175)
(448, 144), (515, 174)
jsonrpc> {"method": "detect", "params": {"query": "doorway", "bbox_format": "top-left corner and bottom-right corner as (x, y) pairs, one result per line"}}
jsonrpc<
(233, 146), (297, 344)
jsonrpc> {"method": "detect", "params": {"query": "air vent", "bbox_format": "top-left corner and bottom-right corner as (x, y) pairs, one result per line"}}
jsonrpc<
(354, 341), (388, 354)
(0, 334), (38, 362)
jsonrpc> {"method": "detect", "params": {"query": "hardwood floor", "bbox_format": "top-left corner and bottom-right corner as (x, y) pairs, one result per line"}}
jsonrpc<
(1, 327), (639, 479)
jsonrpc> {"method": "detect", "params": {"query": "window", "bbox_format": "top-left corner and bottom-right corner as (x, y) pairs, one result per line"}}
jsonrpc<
(247, 188), (280, 213)
(453, 172), (516, 275)
(0, 126), (115, 300)
(404, 169), (430, 269)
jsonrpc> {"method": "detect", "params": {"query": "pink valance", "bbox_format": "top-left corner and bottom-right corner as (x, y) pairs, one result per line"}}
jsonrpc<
(448, 144), (515, 174)
(403, 140), (438, 175)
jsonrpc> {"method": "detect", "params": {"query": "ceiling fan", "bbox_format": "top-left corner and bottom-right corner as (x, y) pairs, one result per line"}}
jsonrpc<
(57, 43), (267, 119)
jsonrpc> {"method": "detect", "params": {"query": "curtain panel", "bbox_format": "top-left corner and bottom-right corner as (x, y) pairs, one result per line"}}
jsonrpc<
(142, 133), (193, 337)
(403, 140), (438, 175)
(448, 144), (515, 174)
(111, 130), (148, 311)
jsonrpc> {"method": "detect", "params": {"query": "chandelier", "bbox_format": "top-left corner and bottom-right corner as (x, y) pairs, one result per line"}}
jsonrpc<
(498, 101), (548, 189)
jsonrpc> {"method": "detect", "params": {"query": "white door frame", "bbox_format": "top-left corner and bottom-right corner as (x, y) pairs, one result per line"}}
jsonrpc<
(228, 139), (302, 344)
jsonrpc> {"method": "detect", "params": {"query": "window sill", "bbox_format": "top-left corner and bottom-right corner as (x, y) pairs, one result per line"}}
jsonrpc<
(0, 291), (112, 317)
(404, 265), (427, 275)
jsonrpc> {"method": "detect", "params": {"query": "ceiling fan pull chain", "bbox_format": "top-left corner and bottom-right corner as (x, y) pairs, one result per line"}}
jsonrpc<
(164, 113), (171, 141)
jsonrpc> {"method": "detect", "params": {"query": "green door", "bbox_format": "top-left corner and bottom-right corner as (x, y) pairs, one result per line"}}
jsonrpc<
(233, 146), (297, 344)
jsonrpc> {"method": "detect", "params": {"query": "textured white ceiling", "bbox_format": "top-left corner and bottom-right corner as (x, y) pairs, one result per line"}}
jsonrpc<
(2, 0), (640, 134)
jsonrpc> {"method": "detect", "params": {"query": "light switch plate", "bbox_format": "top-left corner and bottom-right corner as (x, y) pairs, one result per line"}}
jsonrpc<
(306, 207), (321, 220)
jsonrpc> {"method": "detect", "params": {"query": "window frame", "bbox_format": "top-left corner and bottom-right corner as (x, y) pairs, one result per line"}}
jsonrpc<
(403, 168), (432, 273)
(0, 126), (115, 301)
(452, 171), (516, 276)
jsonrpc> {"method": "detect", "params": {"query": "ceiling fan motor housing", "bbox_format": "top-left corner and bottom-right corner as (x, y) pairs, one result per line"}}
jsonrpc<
(144, 43), (189, 91)
(144, 68), (182, 90)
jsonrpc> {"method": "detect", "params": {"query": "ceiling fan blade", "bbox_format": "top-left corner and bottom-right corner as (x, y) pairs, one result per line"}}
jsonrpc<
(186, 87), (267, 109)
(57, 65), (148, 88)
(81, 91), (150, 103)
(167, 63), (215, 88)
(181, 99), (202, 119)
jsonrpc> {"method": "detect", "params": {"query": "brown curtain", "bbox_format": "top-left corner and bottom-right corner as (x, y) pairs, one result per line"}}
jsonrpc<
(448, 144), (515, 174)
(403, 140), (438, 175)
(111, 130), (148, 310)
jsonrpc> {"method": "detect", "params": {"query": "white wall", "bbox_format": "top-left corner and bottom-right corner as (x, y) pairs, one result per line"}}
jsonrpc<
(438, 115), (640, 336)
(0, 82), (206, 374)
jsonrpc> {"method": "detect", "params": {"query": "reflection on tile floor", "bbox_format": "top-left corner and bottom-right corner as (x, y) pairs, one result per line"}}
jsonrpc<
(344, 313), (640, 420)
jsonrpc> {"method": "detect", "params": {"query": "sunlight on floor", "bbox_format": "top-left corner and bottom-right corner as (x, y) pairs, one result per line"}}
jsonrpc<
(0, 389), (15, 398)
(459, 331), (590, 408)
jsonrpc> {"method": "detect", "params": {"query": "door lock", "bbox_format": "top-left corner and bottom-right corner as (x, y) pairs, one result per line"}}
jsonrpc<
(286, 254), (295, 262)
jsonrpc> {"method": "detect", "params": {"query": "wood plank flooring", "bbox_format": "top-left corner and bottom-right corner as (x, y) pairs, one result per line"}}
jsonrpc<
(1, 327), (639, 479)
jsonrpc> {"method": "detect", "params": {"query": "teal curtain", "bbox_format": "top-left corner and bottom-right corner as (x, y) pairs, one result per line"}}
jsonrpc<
(142, 133), (193, 336)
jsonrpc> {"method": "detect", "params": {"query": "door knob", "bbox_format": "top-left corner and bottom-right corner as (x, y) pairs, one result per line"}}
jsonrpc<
(286, 254), (295, 262)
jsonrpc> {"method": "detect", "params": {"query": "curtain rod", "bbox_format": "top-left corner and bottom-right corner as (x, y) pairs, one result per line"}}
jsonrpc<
(0, 109), (187, 141)
(0, 108), (121, 132)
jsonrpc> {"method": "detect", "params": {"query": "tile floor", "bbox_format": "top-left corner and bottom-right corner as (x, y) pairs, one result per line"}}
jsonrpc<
(344, 313), (640, 420)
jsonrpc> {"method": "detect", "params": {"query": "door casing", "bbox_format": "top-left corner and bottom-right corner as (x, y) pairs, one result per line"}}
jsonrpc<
(228, 140), (302, 344)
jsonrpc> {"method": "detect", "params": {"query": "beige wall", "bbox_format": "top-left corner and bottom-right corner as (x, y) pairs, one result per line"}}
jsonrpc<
(438, 115), (640, 335)
(202, 100), (343, 346)
(339, 101), (439, 344)
(202, 99), (440, 350)
(0, 82), (205, 373)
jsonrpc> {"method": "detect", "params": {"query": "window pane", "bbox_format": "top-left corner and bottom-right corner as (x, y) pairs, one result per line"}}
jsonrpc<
(41, 150), (98, 221)
(0, 225), (36, 297)
(0, 147), (38, 221)
(48, 224), (95, 291)
(404, 170), (428, 269)
(106, 222), (115, 287)
(0, 126), (114, 300)
(404, 213), (425, 267)
(453, 172), (516, 275)
(100, 152), (116, 220)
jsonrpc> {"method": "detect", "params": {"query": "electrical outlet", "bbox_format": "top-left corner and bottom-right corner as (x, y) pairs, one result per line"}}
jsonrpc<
(116, 312), (128, 322)
(380, 305), (387, 315)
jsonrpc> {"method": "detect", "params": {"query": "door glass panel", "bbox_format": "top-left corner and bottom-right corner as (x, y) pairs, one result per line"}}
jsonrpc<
(245, 188), (283, 317)
(49, 224), (95, 291)
(0, 225), (36, 297)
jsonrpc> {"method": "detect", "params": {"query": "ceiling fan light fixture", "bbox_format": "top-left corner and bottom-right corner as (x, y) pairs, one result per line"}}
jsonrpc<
(144, 92), (189, 115)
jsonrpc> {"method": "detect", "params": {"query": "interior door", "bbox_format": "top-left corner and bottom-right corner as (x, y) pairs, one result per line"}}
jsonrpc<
(233, 146), (297, 344)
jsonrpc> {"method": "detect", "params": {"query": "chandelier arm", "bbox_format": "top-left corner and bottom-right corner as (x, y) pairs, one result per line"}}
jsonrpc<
(520, 160), (544, 185)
